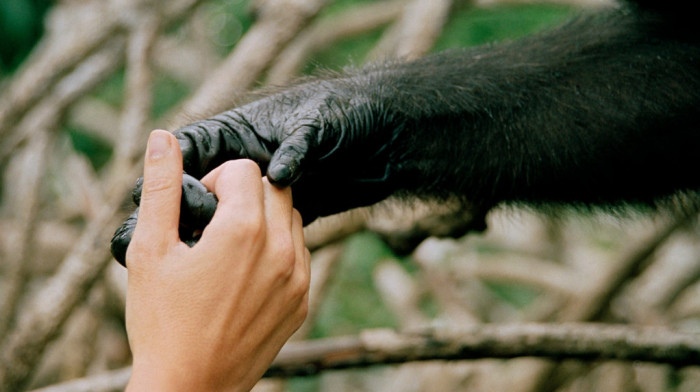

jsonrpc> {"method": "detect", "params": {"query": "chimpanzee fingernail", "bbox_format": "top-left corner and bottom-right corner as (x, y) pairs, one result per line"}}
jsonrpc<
(148, 130), (171, 160)
(269, 163), (291, 182)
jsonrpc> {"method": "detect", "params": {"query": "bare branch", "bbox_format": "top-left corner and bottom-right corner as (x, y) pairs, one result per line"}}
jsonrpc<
(0, 206), (126, 391)
(266, 323), (700, 377)
(291, 244), (346, 340)
(0, 38), (126, 164)
(449, 254), (579, 295)
(178, 0), (330, 121)
(267, 0), (406, 85)
(27, 323), (699, 391)
(369, 0), (453, 60)
(110, 16), (160, 170)
(560, 214), (695, 322)
(0, 131), (54, 339)
(374, 259), (431, 327)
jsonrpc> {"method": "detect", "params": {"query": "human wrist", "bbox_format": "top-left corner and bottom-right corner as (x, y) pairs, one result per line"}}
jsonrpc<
(127, 358), (252, 392)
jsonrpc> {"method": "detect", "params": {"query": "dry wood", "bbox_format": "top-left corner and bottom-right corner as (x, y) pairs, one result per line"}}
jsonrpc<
(25, 323), (700, 391)
(267, 0), (406, 85)
(178, 0), (329, 121)
(265, 323), (700, 377)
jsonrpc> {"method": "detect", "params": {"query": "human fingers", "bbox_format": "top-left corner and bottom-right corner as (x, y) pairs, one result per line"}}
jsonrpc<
(127, 130), (183, 267)
(197, 160), (265, 250)
(291, 209), (310, 281)
(261, 177), (293, 245)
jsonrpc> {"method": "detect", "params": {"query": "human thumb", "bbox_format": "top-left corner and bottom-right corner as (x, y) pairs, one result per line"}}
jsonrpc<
(129, 130), (183, 258)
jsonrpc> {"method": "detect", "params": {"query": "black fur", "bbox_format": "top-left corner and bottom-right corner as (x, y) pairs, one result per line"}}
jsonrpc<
(368, 2), (700, 211)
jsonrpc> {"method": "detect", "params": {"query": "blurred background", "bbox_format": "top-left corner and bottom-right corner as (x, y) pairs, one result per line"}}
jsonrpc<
(1, 0), (700, 391)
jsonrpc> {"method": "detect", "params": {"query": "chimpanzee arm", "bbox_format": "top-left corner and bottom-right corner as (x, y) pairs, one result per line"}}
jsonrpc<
(179, 4), (699, 211)
(379, 5), (700, 209)
(112, 2), (700, 265)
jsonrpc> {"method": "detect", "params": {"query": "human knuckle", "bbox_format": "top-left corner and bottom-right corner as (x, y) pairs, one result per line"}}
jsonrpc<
(125, 240), (154, 267)
(294, 298), (309, 324)
(275, 236), (296, 264)
(289, 269), (310, 299)
(270, 252), (295, 283)
(235, 212), (265, 239)
(233, 158), (261, 174)
(141, 176), (178, 196)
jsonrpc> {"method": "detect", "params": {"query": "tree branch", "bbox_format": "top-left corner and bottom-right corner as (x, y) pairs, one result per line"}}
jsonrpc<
(27, 323), (699, 391)
(178, 0), (329, 121)
(266, 0), (406, 85)
(266, 323), (700, 377)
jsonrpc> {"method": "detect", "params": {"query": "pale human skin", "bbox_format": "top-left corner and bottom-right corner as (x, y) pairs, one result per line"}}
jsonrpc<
(125, 130), (310, 392)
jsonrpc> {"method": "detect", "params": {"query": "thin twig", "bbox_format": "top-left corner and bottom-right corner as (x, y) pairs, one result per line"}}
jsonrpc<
(291, 244), (346, 340)
(369, 0), (453, 60)
(0, 38), (126, 165)
(267, 0), (406, 85)
(0, 131), (54, 340)
(178, 0), (329, 122)
(561, 214), (694, 322)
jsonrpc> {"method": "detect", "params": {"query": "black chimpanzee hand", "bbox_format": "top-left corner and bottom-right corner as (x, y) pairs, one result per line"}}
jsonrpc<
(172, 80), (402, 222)
(111, 78), (402, 266)
(111, 173), (219, 266)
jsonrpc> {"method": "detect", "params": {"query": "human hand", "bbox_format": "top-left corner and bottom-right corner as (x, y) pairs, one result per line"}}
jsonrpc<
(125, 130), (310, 392)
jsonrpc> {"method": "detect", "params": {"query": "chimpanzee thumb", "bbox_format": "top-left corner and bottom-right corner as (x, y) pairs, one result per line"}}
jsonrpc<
(267, 125), (318, 187)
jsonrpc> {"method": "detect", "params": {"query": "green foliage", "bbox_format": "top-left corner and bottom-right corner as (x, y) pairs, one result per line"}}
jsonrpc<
(0, 0), (51, 74)
(201, 0), (254, 55)
(303, 28), (386, 75)
(152, 73), (191, 118)
(484, 281), (540, 309)
(66, 126), (114, 172)
(93, 70), (126, 108)
(435, 3), (577, 50)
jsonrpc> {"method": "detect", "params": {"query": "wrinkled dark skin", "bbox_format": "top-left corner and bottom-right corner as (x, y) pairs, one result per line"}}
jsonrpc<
(111, 1), (700, 266)
(110, 173), (218, 264)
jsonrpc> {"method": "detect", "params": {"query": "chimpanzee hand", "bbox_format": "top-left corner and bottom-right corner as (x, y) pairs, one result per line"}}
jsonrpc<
(111, 79), (402, 266)
(174, 80), (402, 220)
(111, 173), (219, 266)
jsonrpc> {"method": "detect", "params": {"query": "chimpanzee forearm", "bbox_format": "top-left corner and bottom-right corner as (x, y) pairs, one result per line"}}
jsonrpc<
(357, 6), (700, 209)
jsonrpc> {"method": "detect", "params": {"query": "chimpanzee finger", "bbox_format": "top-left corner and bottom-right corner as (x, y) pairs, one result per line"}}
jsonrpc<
(131, 173), (218, 247)
(178, 173), (218, 245)
(110, 208), (139, 267)
(266, 125), (317, 187)
(174, 113), (274, 179)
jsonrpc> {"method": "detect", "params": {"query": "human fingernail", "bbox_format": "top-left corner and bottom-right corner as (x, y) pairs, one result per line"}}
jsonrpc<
(148, 130), (171, 159)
